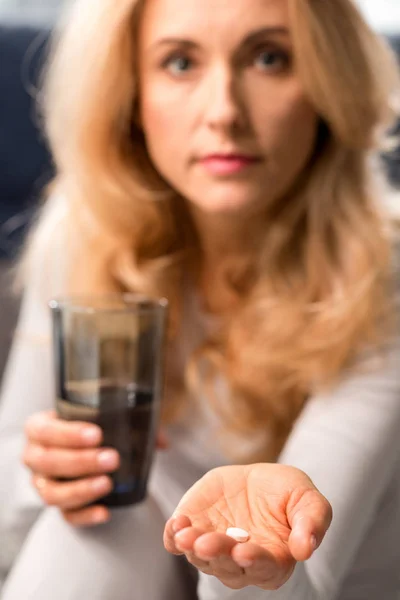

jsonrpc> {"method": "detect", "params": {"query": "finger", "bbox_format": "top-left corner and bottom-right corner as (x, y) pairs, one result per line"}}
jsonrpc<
(163, 515), (192, 555)
(231, 541), (293, 589)
(193, 532), (243, 578)
(287, 488), (333, 561)
(33, 474), (113, 510)
(193, 532), (237, 562)
(164, 518), (212, 571)
(62, 505), (111, 527)
(289, 514), (321, 561)
(231, 540), (277, 569)
(174, 526), (205, 554)
(25, 412), (102, 448)
(172, 514), (192, 533)
(173, 527), (215, 575)
(184, 551), (213, 574)
(24, 444), (120, 478)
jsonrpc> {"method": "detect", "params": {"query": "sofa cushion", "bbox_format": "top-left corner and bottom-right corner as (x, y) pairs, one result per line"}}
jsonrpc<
(0, 24), (53, 259)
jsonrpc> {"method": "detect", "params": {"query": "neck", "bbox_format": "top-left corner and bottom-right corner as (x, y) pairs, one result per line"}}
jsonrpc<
(191, 207), (265, 265)
(189, 208), (266, 313)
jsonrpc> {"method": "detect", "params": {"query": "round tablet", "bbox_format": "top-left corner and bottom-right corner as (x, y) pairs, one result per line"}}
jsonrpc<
(226, 527), (250, 542)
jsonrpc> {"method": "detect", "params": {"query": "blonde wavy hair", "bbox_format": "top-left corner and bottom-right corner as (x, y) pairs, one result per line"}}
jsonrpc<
(25, 0), (400, 461)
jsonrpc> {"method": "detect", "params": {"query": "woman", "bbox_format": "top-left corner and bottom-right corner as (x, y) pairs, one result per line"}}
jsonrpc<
(0, 0), (399, 598)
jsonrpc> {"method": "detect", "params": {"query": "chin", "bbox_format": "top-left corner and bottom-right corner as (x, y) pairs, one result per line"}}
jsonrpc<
(189, 189), (264, 215)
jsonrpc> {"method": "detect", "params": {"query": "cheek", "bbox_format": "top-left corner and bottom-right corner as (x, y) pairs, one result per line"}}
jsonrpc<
(142, 94), (170, 132)
(256, 84), (318, 165)
(141, 100), (178, 158)
(140, 83), (189, 170)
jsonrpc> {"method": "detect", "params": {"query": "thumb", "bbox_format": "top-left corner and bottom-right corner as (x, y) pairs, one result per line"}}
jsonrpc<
(287, 488), (333, 561)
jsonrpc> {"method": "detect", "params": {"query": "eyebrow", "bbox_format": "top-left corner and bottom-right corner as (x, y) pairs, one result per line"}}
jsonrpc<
(151, 26), (290, 50)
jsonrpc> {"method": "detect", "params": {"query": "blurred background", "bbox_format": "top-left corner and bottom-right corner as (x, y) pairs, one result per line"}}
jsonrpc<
(360, 0), (400, 32)
(0, 0), (64, 25)
(0, 0), (400, 379)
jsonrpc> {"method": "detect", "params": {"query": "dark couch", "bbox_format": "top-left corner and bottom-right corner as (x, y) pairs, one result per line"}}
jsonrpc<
(0, 24), (53, 260)
(0, 24), (53, 379)
(384, 36), (400, 186)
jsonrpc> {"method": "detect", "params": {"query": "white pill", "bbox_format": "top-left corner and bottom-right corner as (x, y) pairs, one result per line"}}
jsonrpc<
(226, 527), (250, 542)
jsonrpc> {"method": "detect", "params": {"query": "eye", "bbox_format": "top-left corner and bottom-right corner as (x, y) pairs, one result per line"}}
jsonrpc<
(253, 48), (290, 73)
(162, 54), (194, 76)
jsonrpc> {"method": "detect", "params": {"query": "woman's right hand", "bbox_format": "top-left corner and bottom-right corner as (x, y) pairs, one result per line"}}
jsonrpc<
(23, 411), (169, 527)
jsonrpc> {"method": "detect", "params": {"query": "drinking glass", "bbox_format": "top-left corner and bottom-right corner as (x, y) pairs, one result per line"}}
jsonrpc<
(50, 294), (168, 507)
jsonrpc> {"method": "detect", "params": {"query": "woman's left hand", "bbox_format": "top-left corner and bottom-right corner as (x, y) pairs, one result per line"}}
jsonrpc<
(164, 464), (332, 591)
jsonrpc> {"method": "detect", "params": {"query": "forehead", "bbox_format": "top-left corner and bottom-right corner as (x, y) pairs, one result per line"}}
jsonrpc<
(139, 0), (291, 46)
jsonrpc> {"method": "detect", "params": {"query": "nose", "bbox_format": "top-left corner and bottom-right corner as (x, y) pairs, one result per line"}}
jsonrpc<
(204, 67), (247, 133)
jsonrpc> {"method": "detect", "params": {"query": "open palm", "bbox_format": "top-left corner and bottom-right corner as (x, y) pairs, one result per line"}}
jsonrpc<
(164, 464), (332, 591)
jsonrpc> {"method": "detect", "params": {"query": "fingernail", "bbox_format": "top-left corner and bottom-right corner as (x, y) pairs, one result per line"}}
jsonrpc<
(198, 554), (214, 562)
(81, 427), (101, 444)
(35, 477), (47, 490)
(97, 450), (119, 470)
(172, 521), (180, 533)
(92, 509), (109, 524)
(92, 476), (111, 492)
(311, 535), (318, 551)
(236, 559), (253, 568)
(172, 519), (184, 534)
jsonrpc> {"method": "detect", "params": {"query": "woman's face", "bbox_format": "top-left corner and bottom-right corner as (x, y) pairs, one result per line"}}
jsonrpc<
(138, 0), (318, 217)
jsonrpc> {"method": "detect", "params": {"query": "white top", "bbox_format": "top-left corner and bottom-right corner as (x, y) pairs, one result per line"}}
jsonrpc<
(0, 196), (400, 599)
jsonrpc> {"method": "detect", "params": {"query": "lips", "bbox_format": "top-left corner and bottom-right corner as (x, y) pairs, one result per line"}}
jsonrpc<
(199, 154), (261, 175)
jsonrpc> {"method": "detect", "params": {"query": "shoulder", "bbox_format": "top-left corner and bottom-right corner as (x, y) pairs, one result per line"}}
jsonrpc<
(20, 192), (71, 301)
